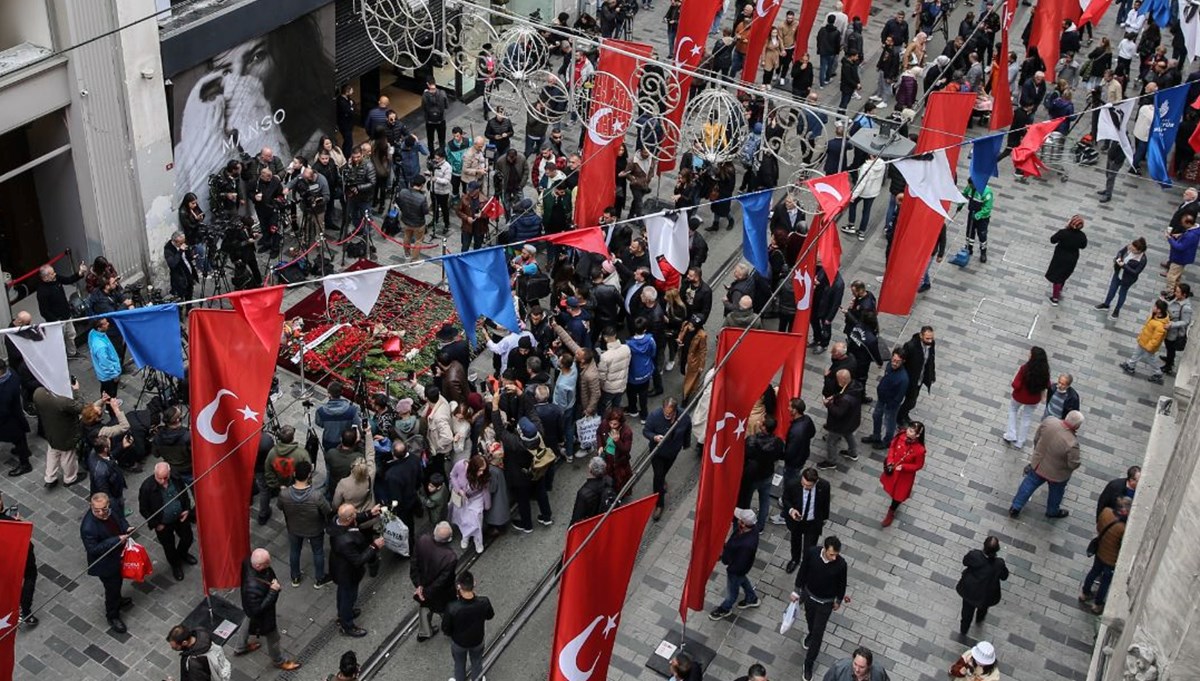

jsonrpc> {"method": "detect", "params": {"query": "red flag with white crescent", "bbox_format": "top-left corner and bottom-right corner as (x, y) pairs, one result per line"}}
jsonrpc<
(680, 328), (806, 619)
(804, 171), (852, 219)
(775, 235), (818, 436)
(0, 519), (32, 681)
(742, 0), (786, 82)
(1012, 117), (1067, 177)
(659, 0), (724, 171)
(989, 0), (1018, 130)
(576, 39), (654, 230)
(550, 495), (657, 681)
(189, 303), (283, 590)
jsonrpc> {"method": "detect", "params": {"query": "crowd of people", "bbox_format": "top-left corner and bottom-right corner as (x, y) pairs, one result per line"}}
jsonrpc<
(0, 0), (1194, 676)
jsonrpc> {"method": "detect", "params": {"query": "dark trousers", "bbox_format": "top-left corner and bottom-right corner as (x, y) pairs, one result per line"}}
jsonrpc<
(1163, 337), (1184, 371)
(626, 381), (649, 416)
(100, 379), (120, 401)
(803, 599), (835, 675)
(155, 521), (194, 568)
(99, 573), (123, 620)
(339, 127), (356, 157)
(786, 519), (823, 564)
(810, 318), (832, 348)
(427, 122), (446, 156)
(4, 434), (31, 467)
(336, 578), (361, 628)
(513, 480), (552, 529)
(651, 455), (674, 507)
(959, 600), (988, 635)
(897, 383), (921, 425)
(431, 193), (451, 230)
(451, 641), (485, 681)
(20, 565), (35, 617)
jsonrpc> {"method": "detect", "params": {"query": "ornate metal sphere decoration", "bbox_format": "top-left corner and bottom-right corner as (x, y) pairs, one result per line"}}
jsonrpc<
(680, 88), (748, 164)
(442, 6), (499, 79)
(361, 0), (437, 71)
(576, 69), (638, 141)
(758, 103), (827, 172)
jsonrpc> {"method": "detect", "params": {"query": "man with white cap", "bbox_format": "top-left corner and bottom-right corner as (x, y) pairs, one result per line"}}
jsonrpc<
(820, 646), (889, 681)
(949, 641), (998, 680)
(709, 508), (761, 620)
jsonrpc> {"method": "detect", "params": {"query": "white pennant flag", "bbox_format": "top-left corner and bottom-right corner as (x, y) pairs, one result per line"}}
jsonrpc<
(645, 210), (692, 281)
(1181, 0), (1200, 59)
(322, 268), (389, 316)
(1097, 99), (1137, 169)
(2, 323), (72, 398)
(893, 149), (967, 220)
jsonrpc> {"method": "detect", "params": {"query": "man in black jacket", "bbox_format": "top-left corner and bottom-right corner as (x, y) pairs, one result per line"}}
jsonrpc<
(897, 326), (936, 425)
(821, 343), (858, 397)
(644, 398), (692, 519)
(137, 462), (194, 581)
(380, 439), (421, 541)
(837, 51), (862, 112)
(781, 399), (816, 484)
(810, 266), (844, 353)
(588, 268), (624, 343)
(166, 625), (217, 681)
(739, 416), (783, 533)
(81, 492), (131, 632)
(709, 508), (761, 620)
(781, 468), (831, 573)
(329, 503), (385, 637)
(443, 570), (494, 681)
(816, 15), (842, 86)
(790, 536), (848, 680)
(1096, 466), (1139, 518)
(37, 263), (87, 357)
(422, 79), (450, 152)
(817, 370), (862, 469)
(164, 232), (197, 300)
(681, 267), (714, 327)
(232, 549), (302, 670)
(411, 521), (458, 641)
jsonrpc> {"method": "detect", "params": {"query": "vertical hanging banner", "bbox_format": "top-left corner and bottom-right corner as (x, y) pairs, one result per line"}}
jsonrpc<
(679, 328), (806, 619)
(0, 519), (32, 681)
(792, 0), (822, 63)
(1148, 84), (1190, 187)
(735, 190), (773, 274)
(577, 39), (654, 230)
(774, 235), (819, 436)
(442, 247), (522, 345)
(878, 92), (976, 316)
(660, 0), (725, 172)
(989, 0), (1018, 130)
(549, 495), (658, 681)
(1029, 0), (1068, 80)
(842, 0), (873, 24)
(189, 304), (282, 591)
(742, 0), (786, 83)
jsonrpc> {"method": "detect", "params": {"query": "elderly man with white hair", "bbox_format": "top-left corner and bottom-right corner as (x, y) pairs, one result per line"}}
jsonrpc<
(411, 521), (459, 642)
(232, 548), (301, 670)
(329, 502), (384, 638)
(136, 462), (194, 581)
(1008, 410), (1084, 519)
(36, 262), (88, 357)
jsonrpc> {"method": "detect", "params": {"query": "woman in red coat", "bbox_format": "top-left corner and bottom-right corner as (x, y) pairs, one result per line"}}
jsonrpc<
(880, 421), (927, 527)
(602, 407), (634, 495)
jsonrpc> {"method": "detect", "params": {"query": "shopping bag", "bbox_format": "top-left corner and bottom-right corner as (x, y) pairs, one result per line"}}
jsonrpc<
(576, 415), (601, 451)
(382, 511), (410, 557)
(779, 601), (798, 634)
(121, 539), (154, 582)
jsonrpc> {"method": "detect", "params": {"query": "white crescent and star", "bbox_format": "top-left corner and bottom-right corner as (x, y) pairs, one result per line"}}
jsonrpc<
(674, 36), (698, 67)
(587, 106), (627, 147)
(709, 411), (747, 464)
(811, 182), (845, 206)
(557, 612), (621, 681)
(195, 389), (259, 445)
(794, 268), (814, 311)
(756, 0), (780, 18)
(0, 612), (12, 630)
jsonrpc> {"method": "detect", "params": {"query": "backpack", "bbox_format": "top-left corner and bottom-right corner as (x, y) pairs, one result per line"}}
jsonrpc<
(185, 645), (232, 681)
(529, 443), (557, 480)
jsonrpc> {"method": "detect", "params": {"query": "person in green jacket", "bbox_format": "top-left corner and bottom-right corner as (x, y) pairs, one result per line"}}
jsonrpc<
(961, 179), (994, 263)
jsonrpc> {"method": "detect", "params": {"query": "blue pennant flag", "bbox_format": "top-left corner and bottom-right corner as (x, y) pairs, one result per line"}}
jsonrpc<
(1138, 0), (1172, 30)
(107, 304), (185, 378)
(969, 133), (1005, 193)
(1148, 85), (1190, 187)
(441, 247), (521, 345)
(735, 190), (772, 275)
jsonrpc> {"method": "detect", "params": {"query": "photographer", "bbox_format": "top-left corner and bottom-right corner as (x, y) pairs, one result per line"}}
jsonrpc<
(223, 216), (263, 287)
(163, 232), (197, 300)
(177, 193), (211, 275)
(208, 159), (245, 221)
(287, 166), (331, 235)
(428, 150), (453, 234)
(341, 146), (377, 232)
(252, 167), (287, 257)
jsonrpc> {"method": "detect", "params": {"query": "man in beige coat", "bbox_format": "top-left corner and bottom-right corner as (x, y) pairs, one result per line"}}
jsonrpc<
(1008, 411), (1083, 519)
(596, 328), (631, 415)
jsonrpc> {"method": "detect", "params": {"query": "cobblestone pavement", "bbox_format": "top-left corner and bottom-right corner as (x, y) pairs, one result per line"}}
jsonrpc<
(1, 0), (1178, 678)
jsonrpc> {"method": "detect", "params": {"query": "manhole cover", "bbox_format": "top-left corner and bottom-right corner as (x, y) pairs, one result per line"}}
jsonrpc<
(972, 297), (1038, 338)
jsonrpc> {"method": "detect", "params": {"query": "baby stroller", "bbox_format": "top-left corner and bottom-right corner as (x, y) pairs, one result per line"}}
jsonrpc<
(1073, 134), (1099, 166)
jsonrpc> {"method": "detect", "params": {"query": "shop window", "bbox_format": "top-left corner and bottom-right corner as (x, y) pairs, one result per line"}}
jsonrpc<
(0, 0), (54, 76)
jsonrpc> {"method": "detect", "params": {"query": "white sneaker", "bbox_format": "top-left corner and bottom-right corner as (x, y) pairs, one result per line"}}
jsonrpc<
(460, 537), (469, 550)
(474, 537), (485, 554)
(665, 359), (676, 371)
(769, 513), (787, 525)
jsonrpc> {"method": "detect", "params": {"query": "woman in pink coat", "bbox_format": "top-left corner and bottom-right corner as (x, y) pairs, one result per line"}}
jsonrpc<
(880, 421), (927, 527)
(449, 455), (491, 554)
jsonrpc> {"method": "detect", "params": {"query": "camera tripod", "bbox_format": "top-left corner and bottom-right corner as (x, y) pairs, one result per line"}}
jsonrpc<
(201, 248), (237, 307)
(135, 366), (183, 412)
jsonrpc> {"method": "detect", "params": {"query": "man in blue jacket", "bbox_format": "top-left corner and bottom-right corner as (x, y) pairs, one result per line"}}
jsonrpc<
(80, 492), (131, 632)
(862, 349), (909, 450)
(643, 397), (692, 520)
(88, 318), (122, 399)
(316, 382), (360, 455)
(709, 508), (760, 620)
(1164, 213), (1200, 296)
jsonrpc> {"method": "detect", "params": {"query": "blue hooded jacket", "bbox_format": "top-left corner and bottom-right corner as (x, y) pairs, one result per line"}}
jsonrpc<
(626, 333), (657, 385)
(876, 361), (910, 405)
(88, 329), (121, 382)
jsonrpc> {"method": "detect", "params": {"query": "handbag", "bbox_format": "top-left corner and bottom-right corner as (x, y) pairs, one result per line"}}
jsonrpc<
(121, 539), (154, 582)
(575, 415), (601, 451)
(1086, 517), (1124, 557)
(947, 656), (971, 678)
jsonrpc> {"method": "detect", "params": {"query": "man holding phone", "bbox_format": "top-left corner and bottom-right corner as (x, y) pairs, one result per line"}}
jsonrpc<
(80, 492), (132, 633)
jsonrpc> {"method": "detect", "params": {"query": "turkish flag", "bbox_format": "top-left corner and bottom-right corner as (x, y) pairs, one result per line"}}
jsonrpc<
(1012, 118), (1066, 176)
(1079, 0), (1113, 26)
(878, 92), (976, 316)
(680, 328), (806, 619)
(1030, 0), (1067, 80)
(577, 39), (654, 230)
(842, 0), (872, 24)
(775, 235), (818, 436)
(660, 0), (724, 171)
(742, 0), (786, 82)
(792, 0), (822, 62)
(805, 171), (852, 220)
(0, 519), (32, 681)
(816, 220), (844, 288)
(539, 227), (612, 257)
(189, 304), (283, 590)
(549, 495), (657, 681)
(989, 0), (1019, 131)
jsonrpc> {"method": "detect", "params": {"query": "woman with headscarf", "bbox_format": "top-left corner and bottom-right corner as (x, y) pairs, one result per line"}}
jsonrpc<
(895, 67), (922, 109)
(1045, 215), (1088, 306)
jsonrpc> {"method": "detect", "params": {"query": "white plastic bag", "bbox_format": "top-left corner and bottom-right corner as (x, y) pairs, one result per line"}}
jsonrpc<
(779, 601), (797, 634)
(382, 512), (410, 557)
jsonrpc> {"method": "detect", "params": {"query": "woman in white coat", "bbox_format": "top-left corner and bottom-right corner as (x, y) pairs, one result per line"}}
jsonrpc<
(847, 155), (887, 240)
